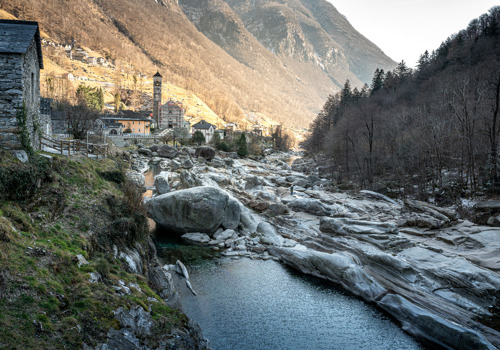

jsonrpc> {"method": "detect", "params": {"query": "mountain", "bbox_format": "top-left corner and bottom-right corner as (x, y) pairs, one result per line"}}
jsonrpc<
(0, 0), (395, 128)
(179, 0), (395, 87)
(302, 6), (500, 199)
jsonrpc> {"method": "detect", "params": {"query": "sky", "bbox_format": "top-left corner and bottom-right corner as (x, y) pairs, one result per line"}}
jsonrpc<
(328, 0), (500, 67)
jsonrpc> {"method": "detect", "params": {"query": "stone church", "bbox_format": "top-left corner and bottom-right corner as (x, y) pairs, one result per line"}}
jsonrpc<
(152, 71), (188, 130)
(0, 19), (45, 150)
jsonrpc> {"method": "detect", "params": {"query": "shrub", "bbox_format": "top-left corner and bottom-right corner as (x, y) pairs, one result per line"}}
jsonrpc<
(191, 131), (205, 145)
(99, 170), (125, 184)
(0, 154), (51, 201)
(95, 257), (111, 280)
(216, 141), (230, 152)
(236, 133), (248, 157)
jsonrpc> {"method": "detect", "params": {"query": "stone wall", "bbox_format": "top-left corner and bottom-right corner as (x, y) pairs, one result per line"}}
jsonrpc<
(22, 38), (41, 150)
(0, 53), (23, 148)
(0, 38), (41, 150)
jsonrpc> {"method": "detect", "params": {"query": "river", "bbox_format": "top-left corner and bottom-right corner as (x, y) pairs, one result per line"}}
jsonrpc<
(172, 256), (423, 350)
(149, 155), (422, 349)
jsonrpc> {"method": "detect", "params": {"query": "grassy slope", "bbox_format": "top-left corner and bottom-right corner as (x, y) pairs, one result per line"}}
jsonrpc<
(0, 149), (187, 349)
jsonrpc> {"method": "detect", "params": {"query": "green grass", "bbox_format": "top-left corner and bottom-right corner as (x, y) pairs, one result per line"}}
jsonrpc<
(0, 152), (191, 349)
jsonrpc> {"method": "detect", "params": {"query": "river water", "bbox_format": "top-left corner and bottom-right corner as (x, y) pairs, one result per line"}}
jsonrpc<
(150, 156), (421, 349)
(176, 257), (423, 350)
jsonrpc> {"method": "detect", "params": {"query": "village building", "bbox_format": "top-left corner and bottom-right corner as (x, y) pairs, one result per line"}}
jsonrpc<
(252, 124), (264, 136)
(192, 119), (217, 142)
(225, 122), (238, 132)
(0, 19), (45, 150)
(214, 129), (225, 140)
(101, 111), (152, 136)
(100, 119), (123, 136)
(61, 72), (75, 81)
(152, 72), (190, 131)
(96, 57), (106, 66)
(70, 50), (88, 62)
(160, 99), (185, 129)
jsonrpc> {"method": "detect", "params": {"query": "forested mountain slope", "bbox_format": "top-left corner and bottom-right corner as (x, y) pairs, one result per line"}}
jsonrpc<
(302, 6), (500, 201)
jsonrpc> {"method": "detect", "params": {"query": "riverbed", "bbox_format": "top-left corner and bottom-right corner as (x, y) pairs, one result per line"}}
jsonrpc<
(175, 257), (423, 350)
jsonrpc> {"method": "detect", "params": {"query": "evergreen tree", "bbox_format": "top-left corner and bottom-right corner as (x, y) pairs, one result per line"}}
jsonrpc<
(340, 80), (352, 105)
(98, 88), (105, 111)
(370, 68), (385, 95)
(114, 93), (121, 113)
(211, 131), (221, 148)
(237, 133), (248, 157)
(76, 84), (105, 111)
(395, 60), (412, 79)
(417, 51), (431, 71)
(192, 131), (206, 145)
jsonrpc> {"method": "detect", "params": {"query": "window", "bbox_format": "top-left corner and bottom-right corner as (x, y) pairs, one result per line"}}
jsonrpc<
(31, 72), (34, 101)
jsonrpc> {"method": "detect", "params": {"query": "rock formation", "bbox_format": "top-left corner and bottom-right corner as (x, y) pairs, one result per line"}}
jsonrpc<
(133, 144), (500, 349)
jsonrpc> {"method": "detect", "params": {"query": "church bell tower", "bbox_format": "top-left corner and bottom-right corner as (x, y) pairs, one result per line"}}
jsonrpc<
(153, 71), (162, 126)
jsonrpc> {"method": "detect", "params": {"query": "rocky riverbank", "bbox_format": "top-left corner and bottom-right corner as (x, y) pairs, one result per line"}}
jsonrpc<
(129, 144), (500, 349)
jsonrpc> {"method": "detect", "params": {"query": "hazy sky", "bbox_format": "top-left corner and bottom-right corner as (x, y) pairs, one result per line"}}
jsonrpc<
(329, 0), (499, 67)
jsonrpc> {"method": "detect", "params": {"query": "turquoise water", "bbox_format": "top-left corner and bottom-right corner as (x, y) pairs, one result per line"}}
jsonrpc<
(179, 258), (423, 350)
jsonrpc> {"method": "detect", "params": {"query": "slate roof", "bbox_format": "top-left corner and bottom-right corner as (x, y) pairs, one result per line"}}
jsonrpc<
(153, 71), (162, 77)
(193, 120), (216, 130)
(0, 19), (43, 69)
(100, 111), (151, 122)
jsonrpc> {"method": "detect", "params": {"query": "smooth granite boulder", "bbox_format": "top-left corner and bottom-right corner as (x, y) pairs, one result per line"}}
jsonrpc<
(146, 186), (241, 235)
(157, 145), (178, 159)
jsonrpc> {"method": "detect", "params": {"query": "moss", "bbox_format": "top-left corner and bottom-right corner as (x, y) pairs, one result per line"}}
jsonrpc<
(0, 151), (193, 349)
(15, 103), (33, 154)
(149, 302), (188, 339)
(0, 217), (13, 242)
(1, 204), (33, 233)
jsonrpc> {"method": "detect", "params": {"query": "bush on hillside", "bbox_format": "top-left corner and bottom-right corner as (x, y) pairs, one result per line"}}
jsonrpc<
(0, 154), (51, 201)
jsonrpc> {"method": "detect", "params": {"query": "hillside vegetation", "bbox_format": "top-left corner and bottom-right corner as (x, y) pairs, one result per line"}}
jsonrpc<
(0, 149), (197, 348)
(0, 0), (394, 128)
(302, 7), (500, 202)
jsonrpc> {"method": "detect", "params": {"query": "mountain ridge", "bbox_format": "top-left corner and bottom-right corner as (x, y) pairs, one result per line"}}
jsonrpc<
(1, 0), (395, 128)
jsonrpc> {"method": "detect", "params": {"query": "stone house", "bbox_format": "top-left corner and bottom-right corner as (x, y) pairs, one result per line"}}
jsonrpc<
(70, 50), (88, 62)
(0, 19), (44, 150)
(61, 72), (75, 81)
(192, 119), (216, 142)
(225, 122), (238, 132)
(252, 124), (264, 136)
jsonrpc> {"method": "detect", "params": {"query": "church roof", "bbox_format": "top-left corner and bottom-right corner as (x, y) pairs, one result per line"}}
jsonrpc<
(193, 120), (216, 130)
(0, 19), (43, 69)
(153, 71), (162, 77)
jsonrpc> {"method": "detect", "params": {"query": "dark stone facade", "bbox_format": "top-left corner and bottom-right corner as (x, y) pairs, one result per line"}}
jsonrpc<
(0, 20), (44, 150)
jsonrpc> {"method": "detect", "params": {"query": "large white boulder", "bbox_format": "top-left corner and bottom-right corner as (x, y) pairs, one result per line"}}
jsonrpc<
(146, 186), (241, 235)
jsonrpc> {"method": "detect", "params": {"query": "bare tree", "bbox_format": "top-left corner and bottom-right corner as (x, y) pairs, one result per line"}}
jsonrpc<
(61, 102), (99, 139)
